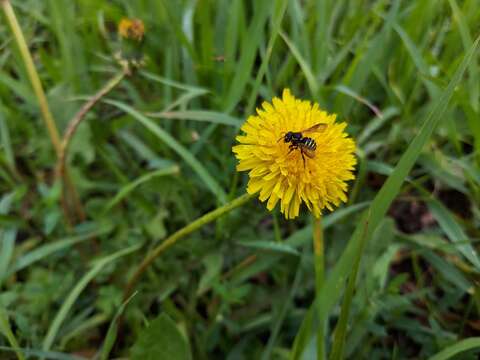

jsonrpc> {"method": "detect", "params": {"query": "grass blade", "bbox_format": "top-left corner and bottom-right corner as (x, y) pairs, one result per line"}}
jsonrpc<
(1, 0), (62, 153)
(0, 229), (16, 287)
(427, 337), (480, 360)
(448, 0), (479, 111)
(222, 1), (271, 112)
(334, 1), (398, 115)
(0, 307), (25, 360)
(102, 166), (180, 213)
(279, 30), (319, 96)
(329, 214), (370, 360)
(7, 227), (112, 277)
(427, 198), (480, 270)
(104, 99), (227, 203)
(42, 244), (141, 352)
(0, 345), (84, 360)
(390, 21), (438, 96)
(333, 85), (382, 117)
(0, 102), (16, 171)
(145, 110), (241, 127)
(140, 70), (207, 93)
(261, 250), (304, 360)
(99, 292), (138, 360)
(237, 241), (300, 256)
(245, 0), (288, 114)
(357, 107), (399, 145)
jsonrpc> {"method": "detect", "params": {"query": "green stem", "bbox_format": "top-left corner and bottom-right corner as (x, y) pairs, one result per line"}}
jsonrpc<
(313, 216), (325, 360)
(313, 217), (324, 291)
(273, 211), (282, 242)
(1, 0), (62, 154)
(56, 70), (127, 181)
(55, 70), (126, 222)
(123, 193), (254, 300)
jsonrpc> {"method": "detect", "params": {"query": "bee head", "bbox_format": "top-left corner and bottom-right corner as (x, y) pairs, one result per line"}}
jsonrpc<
(284, 132), (293, 143)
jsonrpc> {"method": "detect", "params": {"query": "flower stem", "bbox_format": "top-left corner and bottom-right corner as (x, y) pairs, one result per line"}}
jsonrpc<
(313, 216), (325, 360)
(313, 217), (324, 295)
(55, 70), (126, 222)
(56, 70), (127, 181)
(123, 193), (253, 301)
(1, 0), (61, 154)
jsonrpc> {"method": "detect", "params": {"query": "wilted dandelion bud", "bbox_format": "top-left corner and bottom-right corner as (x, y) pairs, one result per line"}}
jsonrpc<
(118, 18), (145, 41)
(115, 17), (146, 72)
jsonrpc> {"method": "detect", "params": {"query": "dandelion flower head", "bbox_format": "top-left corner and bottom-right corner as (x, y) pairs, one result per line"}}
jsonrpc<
(233, 89), (356, 219)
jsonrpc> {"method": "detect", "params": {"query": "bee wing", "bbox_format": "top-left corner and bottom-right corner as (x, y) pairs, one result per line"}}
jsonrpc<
(300, 146), (316, 159)
(301, 123), (327, 134)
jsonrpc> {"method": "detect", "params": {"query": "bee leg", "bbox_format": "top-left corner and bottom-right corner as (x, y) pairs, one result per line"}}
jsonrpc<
(301, 151), (306, 168)
(288, 144), (296, 154)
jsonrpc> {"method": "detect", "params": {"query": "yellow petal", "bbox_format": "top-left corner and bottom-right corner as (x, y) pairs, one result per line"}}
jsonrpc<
(266, 192), (279, 210)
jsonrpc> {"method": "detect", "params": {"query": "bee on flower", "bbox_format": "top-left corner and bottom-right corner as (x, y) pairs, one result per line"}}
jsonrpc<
(233, 89), (356, 219)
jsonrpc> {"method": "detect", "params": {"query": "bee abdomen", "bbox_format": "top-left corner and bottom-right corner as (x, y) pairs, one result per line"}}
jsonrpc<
(302, 137), (316, 150)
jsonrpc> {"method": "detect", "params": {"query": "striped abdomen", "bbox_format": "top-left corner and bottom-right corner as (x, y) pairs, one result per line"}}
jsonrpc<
(301, 137), (317, 150)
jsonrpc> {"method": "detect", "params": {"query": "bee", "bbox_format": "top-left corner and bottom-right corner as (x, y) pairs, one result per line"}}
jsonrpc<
(279, 123), (327, 165)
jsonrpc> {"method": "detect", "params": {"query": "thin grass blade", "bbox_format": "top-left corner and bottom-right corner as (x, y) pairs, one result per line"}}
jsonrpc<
(104, 99), (227, 203)
(427, 337), (480, 360)
(145, 110), (242, 127)
(42, 244), (140, 352)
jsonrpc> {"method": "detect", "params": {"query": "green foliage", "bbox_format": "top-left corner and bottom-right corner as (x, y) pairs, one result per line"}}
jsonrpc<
(1, 0), (480, 359)
(130, 313), (192, 360)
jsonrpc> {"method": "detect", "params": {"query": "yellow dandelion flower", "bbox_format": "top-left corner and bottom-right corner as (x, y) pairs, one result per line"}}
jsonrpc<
(232, 89), (356, 219)
(118, 18), (145, 41)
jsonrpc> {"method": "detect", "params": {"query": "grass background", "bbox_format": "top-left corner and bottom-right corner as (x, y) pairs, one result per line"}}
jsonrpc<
(1, 0), (480, 359)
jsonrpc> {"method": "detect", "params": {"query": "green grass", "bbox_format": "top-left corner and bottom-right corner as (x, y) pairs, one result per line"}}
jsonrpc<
(1, 0), (480, 359)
